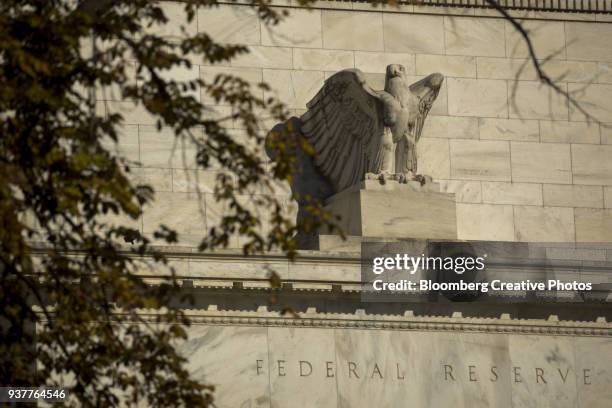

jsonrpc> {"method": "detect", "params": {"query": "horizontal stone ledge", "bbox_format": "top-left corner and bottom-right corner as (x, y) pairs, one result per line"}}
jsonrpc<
(216, 0), (611, 18)
(133, 312), (612, 336)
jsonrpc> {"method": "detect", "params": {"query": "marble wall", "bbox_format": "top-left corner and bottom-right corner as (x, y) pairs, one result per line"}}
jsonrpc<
(99, 1), (612, 244)
(179, 324), (611, 408)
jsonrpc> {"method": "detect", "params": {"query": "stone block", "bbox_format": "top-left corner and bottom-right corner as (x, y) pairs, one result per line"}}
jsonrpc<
(416, 138), (450, 179)
(197, 4), (260, 45)
(334, 330), (416, 407)
(568, 83), (612, 123)
(482, 182), (543, 206)
(289, 259), (361, 282)
(200, 66), (263, 105)
(566, 21), (612, 62)
(145, 2), (197, 39)
(354, 52), (415, 74)
(505, 20), (566, 60)
(293, 48), (354, 71)
(438, 180), (482, 203)
(511, 142), (571, 184)
(444, 16), (505, 57)
(422, 115), (479, 140)
(201, 105), (234, 127)
(232, 46), (293, 69)
(575, 338), (612, 408)
(450, 140), (511, 181)
(539, 120), (600, 144)
(602, 124), (612, 144)
(383, 14), (445, 54)
(543, 184), (604, 208)
(508, 81), (568, 120)
(477, 58), (597, 83)
(262, 8), (322, 48)
(172, 169), (231, 193)
(456, 203), (515, 241)
(262, 69), (324, 109)
(142, 191), (205, 236)
(138, 125), (198, 169)
(180, 326), (269, 407)
(476, 57), (537, 81)
(415, 54), (476, 78)
(575, 208), (612, 242)
(188, 257), (288, 280)
(541, 60), (599, 83)
(104, 124), (140, 163)
(479, 118), (540, 142)
(268, 328), (338, 408)
(447, 78), (508, 118)
(323, 180), (457, 240)
(606, 187), (612, 208)
(95, 63), (136, 102)
(129, 167), (173, 192)
(571, 144), (612, 185)
(599, 62), (612, 84)
(159, 64), (201, 101)
(514, 206), (575, 242)
(508, 335), (577, 408)
(106, 101), (156, 125)
(322, 10), (383, 51)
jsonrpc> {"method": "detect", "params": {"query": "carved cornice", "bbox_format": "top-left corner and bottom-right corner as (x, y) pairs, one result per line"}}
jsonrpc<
(394, 0), (612, 14)
(137, 312), (612, 336)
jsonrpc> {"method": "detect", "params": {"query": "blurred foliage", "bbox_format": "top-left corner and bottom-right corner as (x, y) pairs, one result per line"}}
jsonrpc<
(0, 0), (334, 406)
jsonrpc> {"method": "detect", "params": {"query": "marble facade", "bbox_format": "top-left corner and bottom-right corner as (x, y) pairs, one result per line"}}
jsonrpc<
(106, 1), (612, 407)
(102, 1), (612, 244)
(177, 324), (610, 408)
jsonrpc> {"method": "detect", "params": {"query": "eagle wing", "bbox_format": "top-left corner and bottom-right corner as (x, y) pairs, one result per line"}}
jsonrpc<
(299, 69), (385, 193)
(408, 73), (444, 145)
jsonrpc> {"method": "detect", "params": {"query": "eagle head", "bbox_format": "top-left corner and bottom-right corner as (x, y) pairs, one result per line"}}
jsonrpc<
(385, 64), (407, 79)
(384, 64), (408, 97)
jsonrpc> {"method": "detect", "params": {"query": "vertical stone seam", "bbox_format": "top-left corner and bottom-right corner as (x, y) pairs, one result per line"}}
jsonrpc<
(333, 328), (340, 408)
(503, 18), (508, 58)
(571, 205), (577, 243)
(319, 8), (325, 52)
(378, 10), (385, 59)
(598, 122), (603, 145)
(444, 138), (451, 183)
(442, 16), (448, 56)
(195, 3), (200, 34)
(569, 142), (578, 242)
(569, 142), (574, 185)
(512, 204), (519, 241)
(571, 336), (579, 408)
(266, 326), (273, 408)
(505, 78), (510, 119)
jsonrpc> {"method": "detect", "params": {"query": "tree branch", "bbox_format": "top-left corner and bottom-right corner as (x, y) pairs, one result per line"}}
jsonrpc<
(484, 0), (596, 122)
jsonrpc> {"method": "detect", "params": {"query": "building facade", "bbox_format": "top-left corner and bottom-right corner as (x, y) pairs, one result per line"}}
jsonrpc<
(102, 1), (612, 407)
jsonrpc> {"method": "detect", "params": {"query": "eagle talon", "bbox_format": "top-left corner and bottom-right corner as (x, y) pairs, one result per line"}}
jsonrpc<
(365, 172), (394, 184)
(397, 172), (416, 184)
(414, 174), (433, 186)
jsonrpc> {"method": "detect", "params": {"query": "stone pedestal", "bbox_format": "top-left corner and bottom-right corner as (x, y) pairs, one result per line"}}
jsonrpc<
(322, 179), (457, 240)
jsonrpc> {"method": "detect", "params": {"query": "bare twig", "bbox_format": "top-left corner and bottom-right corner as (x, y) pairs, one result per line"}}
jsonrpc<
(484, 0), (596, 122)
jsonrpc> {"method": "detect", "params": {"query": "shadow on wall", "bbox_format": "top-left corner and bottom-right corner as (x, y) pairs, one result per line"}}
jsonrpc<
(266, 116), (335, 248)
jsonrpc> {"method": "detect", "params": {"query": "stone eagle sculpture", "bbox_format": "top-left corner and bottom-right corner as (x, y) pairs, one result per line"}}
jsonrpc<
(299, 65), (444, 192)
